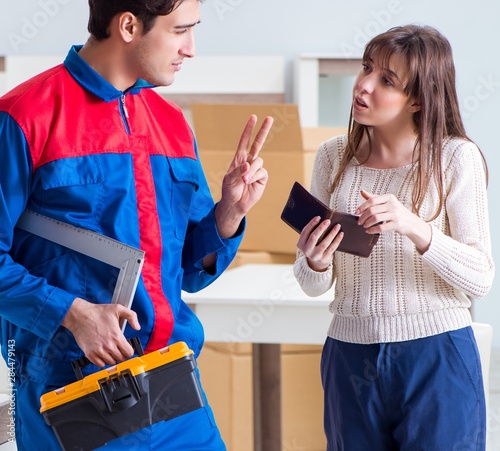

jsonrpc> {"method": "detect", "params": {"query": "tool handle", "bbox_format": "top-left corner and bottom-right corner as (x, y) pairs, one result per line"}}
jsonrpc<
(71, 337), (144, 380)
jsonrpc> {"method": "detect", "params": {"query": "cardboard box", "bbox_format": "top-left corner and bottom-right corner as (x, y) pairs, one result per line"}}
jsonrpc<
(197, 343), (326, 451)
(281, 348), (326, 451)
(0, 394), (13, 445)
(198, 344), (253, 451)
(302, 126), (347, 152)
(228, 250), (296, 271)
(191, 103), (347, 254)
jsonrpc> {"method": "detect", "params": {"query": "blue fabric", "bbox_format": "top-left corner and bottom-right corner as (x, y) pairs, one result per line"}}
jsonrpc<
(0, 111), (77, 343)
(0, 46), (243, 450)
(98, 408), (225, 451)
(321, 327), (486, 451)
(64, 45), (152, 100)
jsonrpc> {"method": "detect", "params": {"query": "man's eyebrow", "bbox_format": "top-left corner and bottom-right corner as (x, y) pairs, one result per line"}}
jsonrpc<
(174, 20), (201, 29)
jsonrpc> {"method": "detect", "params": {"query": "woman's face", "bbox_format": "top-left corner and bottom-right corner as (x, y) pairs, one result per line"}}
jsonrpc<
(352, 52), (418, 130)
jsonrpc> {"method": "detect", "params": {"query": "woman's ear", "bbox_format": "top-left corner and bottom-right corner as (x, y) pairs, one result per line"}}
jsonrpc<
(408, 100), (421, 113)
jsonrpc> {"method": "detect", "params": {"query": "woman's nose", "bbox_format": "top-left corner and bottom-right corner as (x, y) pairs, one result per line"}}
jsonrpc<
(356, 73), (375, 93)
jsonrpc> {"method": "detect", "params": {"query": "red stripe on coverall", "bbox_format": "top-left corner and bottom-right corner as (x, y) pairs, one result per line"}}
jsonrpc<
(131, 137), (173, 353)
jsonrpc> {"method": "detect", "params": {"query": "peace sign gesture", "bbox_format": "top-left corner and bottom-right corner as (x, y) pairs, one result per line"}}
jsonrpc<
(214, 114), (274, 239)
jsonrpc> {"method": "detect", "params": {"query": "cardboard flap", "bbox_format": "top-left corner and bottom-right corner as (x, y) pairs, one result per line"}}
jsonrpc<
(191, 103), (304, 151)
(301, 127), (348, 151)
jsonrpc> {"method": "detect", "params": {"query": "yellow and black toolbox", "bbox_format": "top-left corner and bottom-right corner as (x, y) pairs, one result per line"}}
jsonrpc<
(39, 339), (204, 451)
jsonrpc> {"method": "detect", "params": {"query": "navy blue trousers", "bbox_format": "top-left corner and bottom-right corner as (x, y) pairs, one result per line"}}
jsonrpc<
(321, 327), (486, 450)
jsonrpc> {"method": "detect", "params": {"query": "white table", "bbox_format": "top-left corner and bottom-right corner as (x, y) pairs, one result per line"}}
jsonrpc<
(182, 263), (334, 451)
(183, 263), (333, 345)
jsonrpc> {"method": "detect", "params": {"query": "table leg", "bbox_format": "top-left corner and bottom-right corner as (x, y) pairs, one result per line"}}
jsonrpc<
(252, 343), (281, 451)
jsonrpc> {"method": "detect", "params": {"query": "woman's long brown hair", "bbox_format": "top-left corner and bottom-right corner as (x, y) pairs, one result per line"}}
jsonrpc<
(332, 25), (487, 221)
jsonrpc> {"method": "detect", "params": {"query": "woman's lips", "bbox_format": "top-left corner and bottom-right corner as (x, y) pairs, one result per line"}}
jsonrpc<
(353, 96), (368, 111)
(355, 96), (367, 107)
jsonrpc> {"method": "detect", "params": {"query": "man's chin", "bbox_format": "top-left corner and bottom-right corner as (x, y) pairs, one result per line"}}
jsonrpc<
(143, 75), (175, 88)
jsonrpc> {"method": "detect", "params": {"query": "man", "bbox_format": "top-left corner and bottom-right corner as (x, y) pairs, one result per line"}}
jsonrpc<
(0, 0), (273, 449)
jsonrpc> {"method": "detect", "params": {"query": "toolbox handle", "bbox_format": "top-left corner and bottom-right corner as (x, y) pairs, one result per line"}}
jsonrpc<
(71, 337), (144, 380)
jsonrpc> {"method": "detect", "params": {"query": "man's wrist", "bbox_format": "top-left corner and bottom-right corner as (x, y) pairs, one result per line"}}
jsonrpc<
(214, 201), (245, 239)
(61, 297), (85, 330)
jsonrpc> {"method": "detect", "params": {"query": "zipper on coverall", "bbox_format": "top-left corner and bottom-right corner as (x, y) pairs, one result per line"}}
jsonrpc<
(120, 94), (131, 134)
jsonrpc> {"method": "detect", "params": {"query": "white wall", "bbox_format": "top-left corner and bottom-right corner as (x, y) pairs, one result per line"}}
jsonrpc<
(1, 0), (500, 347)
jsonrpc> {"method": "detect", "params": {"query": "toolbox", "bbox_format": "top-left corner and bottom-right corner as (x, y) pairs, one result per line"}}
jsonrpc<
(39, 339), (204, 451)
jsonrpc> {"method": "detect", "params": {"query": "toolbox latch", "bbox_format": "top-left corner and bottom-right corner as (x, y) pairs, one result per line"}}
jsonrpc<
(99, 369), (142, 413)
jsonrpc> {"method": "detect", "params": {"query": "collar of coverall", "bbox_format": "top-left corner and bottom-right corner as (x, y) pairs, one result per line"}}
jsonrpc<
(63, 45), (155, 103)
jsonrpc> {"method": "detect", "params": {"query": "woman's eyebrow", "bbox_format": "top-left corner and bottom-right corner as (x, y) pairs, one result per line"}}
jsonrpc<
(367, 56), (402, 81)
(383, 68), (400, 80)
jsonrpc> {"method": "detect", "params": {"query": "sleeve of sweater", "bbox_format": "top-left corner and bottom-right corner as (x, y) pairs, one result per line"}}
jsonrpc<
(422, 140), (495, 299)
(293, 137), (343, 297)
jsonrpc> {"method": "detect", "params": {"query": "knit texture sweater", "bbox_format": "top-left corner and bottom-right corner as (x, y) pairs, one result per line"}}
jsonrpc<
(294, 134), (495, 344)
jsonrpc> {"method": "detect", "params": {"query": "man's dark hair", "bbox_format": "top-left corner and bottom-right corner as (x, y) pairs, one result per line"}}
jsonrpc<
(88, 0), (185, 40)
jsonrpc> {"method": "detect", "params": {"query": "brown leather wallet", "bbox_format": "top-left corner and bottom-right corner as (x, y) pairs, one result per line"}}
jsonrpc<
(281, 181), (379, 258)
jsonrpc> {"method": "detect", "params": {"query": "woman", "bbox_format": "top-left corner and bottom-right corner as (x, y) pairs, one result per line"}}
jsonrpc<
(293, 25), (494, 450)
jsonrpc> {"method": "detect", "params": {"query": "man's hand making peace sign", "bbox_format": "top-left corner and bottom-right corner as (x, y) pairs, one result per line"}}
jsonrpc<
(213, 114), (274, 240)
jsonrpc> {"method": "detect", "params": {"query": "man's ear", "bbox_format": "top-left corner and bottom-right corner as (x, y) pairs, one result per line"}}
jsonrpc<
(116, 12), (142, 43)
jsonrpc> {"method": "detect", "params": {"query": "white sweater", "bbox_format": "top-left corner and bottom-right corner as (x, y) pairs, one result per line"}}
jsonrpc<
(294, 134), (495, 344)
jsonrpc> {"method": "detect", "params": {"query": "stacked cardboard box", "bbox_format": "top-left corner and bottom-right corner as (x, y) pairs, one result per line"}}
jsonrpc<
(0, 394), (12, 445)
(191, 103), (346, 255)
(192, 104), (345, 451)
(198, 342), (326, 451)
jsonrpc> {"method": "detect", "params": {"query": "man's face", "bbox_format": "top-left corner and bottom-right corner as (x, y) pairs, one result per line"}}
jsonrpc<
(131, 0), (200, 87)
